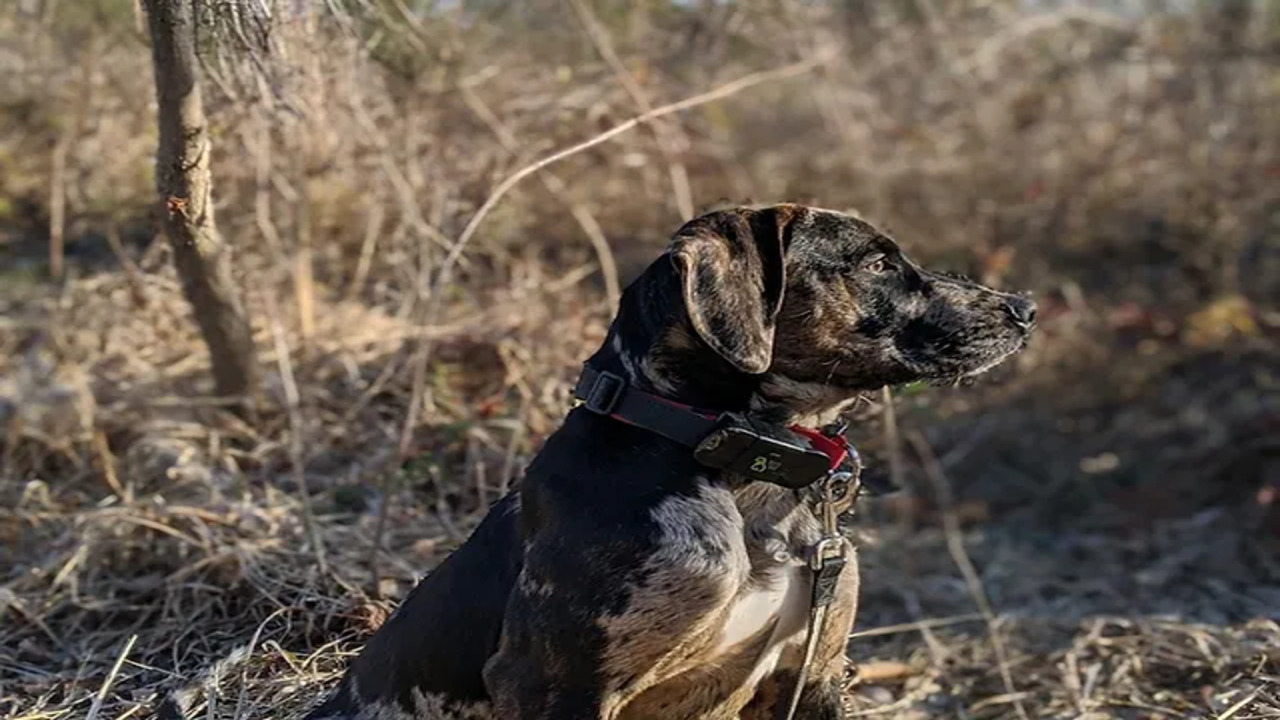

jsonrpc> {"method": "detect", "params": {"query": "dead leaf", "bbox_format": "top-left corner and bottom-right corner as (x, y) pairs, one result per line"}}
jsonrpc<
(1182, 295), (1259, 347)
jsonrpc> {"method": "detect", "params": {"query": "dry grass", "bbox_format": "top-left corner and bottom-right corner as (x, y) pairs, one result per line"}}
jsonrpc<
(2, 1), (1279, 719)
(1, 263), (606, 719)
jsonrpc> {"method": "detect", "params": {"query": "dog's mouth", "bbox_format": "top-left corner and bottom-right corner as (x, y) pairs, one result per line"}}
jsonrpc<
(966, 315), (1035, 376)
(894, 309), (1034, 384)
(961, 335), (1028, 379)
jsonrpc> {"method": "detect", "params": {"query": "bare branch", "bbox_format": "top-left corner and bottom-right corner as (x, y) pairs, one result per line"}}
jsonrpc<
(459, 82), (621, 310)
(567, 0), (695, 221)
(263, 282), (328, 576)
(437, 52), (835, 302)
(908, 430), (1030, 720)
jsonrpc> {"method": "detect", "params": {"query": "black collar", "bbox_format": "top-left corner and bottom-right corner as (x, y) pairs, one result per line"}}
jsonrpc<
(572, 364), (854, 490)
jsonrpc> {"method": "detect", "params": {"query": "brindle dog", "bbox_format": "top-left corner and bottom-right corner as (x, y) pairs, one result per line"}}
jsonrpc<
(305, 205), (1035, 720)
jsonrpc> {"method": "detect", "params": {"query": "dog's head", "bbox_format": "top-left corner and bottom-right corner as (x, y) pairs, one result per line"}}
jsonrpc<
(594, 204), (1035, 422)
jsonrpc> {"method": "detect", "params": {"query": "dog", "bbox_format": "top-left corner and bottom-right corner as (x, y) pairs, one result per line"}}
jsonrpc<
(305, 204), (1035, 720)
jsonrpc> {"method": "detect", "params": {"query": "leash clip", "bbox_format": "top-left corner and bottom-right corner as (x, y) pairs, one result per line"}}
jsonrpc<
(784, 447), (857, 720)
(809, 536), (847, 608)
(784, 530), (848, 720)
(824, 469), (856, 503)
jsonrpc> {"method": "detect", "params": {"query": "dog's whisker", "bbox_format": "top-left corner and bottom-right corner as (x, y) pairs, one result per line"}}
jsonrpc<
(824, 359), (842, 385)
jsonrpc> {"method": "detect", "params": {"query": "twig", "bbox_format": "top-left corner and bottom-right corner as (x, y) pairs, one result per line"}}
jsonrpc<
(85, 634), (137, 720)
(458, 83), (621, 310)
(367, 467), (392, 599)
(849, 612), (986, 640)
(47, 35), (95, 281)
(436, 53), (833, 302)
(567, 0), (695, 220)
(1218, 688), (1262, 720)
(880, 386), (906, 511)
(344, 85), (458, 260)
(103, 222), (149, 307)
(346, 200), (386, 301)
(92, 430), (130, 502)
(234, 606), (291, 719)
(250, 110), (284, 258)
(468, 433), (486, 508)
(907, 430), (1030, 720)
(263, 287), (328, 575)
(498, 397), (530, 497)
(48, 127), (71, 280)
(292, 151), (316, 345)
(397, 336), (432, 463)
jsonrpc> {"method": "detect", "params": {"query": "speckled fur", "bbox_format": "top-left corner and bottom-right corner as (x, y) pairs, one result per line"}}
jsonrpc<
(305, 205), (1034, 720)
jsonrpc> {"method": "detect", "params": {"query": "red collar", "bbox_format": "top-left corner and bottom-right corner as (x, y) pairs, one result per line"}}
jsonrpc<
(788, 425), (853, 472)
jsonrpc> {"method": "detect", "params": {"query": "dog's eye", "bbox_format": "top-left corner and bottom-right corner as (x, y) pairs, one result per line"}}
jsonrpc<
(865, 257), (889, 274)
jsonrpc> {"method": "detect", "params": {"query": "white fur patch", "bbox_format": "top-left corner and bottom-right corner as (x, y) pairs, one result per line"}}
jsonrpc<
(714, 560), (810, 655)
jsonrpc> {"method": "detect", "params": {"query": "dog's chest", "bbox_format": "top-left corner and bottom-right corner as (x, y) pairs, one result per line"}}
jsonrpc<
(623, 536), (817, 719)
(714, 559), (811, 658)
(706, 503), (819, 691)
(615, 487), (835, 719)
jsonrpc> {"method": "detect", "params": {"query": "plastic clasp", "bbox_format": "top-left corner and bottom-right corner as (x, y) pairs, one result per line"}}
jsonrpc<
(581, 370), (625, 415)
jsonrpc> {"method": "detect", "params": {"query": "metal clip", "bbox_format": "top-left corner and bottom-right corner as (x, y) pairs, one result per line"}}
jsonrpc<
(809, 536), (847, 608)
(825, 470), (855, 502)
(819, 419), (849, 438)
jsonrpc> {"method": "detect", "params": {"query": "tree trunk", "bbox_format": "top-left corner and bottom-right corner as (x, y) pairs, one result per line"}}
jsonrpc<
(143, 0), (257, 415)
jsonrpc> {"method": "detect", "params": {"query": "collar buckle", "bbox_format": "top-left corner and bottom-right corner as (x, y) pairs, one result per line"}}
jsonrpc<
(579, 369), (626, 415)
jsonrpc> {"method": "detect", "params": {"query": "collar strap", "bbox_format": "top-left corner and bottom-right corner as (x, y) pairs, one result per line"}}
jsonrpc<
(572, 365), (853, 489)
(572, 365), (720, 447)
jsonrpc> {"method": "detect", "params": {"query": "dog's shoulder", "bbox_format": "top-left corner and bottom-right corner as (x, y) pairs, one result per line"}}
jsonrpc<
(521, 409), (712, 515)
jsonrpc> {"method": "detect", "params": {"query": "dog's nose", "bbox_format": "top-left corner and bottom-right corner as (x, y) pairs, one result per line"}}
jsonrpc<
(1004, 296), (1037, 329)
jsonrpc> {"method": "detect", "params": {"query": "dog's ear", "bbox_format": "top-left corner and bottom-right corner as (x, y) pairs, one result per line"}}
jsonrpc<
(670, 205), (804, 374)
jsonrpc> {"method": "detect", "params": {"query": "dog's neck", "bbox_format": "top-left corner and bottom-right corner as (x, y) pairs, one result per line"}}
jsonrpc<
(585, 260), (858, 428)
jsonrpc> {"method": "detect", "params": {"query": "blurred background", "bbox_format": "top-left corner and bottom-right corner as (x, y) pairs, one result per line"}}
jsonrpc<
(1, 1), (1277, 718)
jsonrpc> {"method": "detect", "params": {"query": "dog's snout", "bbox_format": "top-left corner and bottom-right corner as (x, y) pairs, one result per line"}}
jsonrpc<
(1004, 296), (1037, 329)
